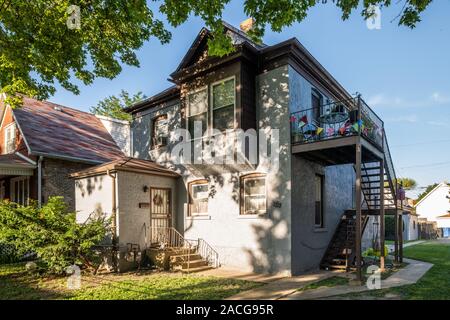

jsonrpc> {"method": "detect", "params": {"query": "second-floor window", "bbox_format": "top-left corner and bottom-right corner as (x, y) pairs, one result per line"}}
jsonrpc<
(4, 123), (16, 154)
(152, 114), (168, 148)
(187, 88), (208, 139)
(211, 77), (235, 131)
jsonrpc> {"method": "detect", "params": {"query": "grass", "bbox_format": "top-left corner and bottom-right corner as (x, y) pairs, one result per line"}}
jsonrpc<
(340, 240), (450, 300)
(298, 276), (349, 292)
(0, 263), (261, 300)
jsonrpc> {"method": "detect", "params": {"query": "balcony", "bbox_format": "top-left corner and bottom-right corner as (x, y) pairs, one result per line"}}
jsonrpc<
(290, 96), (385, 165)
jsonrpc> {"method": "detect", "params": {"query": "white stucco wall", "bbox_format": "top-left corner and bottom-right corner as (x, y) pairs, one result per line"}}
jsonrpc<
(116, 171), (177, 250)
(74, 174), (114, 224)
(415, 183), (450, 229)
(97, 115), (131, 156)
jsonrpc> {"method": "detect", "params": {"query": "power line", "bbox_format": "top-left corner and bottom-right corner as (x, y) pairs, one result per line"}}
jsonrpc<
(400, 160), (450, 169)
(391, 138), (450, 148)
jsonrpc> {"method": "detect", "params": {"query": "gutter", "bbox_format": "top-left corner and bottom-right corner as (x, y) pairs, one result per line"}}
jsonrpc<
(37, 156), (43, 207)
(107, 169), (118, 270)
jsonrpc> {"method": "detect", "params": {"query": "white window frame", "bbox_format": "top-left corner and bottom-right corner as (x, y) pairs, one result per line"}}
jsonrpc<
(210, 76), (236, 132)
(186, 86), (209, 141)
(10, 176), (30, 206)
(4, 123), (16, 154)
(188, 181), (209, 216)
(240, 174), (267, 216)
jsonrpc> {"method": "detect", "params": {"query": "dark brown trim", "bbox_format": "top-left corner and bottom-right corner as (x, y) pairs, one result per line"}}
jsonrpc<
(125, 86), (180, 114)
(239, 173), (267, 216)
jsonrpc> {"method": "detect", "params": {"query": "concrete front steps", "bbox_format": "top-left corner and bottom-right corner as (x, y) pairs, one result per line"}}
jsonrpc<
(169, 249), (213, 273)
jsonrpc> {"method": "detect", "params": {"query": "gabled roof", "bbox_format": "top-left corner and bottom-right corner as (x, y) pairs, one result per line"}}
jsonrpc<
(171, 21), (266, 77)
(70, 157), (180, 178)
(11, 96), (124, 164)
(414, 182), (450, 207)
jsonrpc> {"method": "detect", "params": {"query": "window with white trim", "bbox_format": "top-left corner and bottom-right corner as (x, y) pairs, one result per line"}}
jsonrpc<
(4, 123), (16, 154)
(11, 176), (29, 206)
(240, 174), (267, 215)
(188, 180), (209, 216)
(152, 114), (168, 148)
(187, 88), (208, 139)
(211, 78), (235, 131)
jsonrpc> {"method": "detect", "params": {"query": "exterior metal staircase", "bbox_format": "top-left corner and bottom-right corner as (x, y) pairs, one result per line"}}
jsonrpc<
(321, 131), (398, 271)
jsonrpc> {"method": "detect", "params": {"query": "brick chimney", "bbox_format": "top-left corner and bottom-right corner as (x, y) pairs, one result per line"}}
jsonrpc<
(239, 18), (255, 33)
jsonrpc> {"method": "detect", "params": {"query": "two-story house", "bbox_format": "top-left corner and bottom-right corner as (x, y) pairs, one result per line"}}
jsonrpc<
(0, 95), (127, 210)
(73, 21), (400, 278)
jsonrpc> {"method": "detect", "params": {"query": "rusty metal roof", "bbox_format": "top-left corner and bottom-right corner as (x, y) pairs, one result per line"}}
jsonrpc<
(70, 157), (180, 178)
(13, 97), (124, 163)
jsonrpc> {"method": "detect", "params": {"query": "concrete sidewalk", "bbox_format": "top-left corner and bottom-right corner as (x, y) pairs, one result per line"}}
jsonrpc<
(387, 240), (425, 253)
(226, 270), (339, 300)
(280, 257), (433, 300)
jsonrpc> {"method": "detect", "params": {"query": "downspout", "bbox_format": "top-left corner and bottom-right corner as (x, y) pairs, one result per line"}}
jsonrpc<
(107, 170), (118, 271)
(37, 156), (43, 207)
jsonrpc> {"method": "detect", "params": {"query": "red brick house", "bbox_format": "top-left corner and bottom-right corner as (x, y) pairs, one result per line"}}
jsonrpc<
(0, 95), (125, 210)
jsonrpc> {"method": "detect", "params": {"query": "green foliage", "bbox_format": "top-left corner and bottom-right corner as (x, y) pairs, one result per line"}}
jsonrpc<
(416, 183), (439, 203)
(0, 1), (433, 104)
(90, 90), (144, 121)
(0, 197), (109, 274)
(396, 177), (417, 190)
(363, 245), (389, 258)
(0, 242), (20, 264)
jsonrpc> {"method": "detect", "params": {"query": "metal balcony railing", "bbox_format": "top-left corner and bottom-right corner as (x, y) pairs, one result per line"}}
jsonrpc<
(290, 96), (384, 150)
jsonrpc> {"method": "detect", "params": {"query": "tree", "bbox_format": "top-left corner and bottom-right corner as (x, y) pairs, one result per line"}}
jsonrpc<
(90, 90), (145, 121)
(396, 177), (417, 190)
(416, 183), (439, 203)
(0, 197), (109, 274)
(0, 1), (433, 105)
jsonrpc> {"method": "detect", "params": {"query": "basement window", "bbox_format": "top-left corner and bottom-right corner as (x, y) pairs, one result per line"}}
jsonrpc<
(240, 173), (267, 215)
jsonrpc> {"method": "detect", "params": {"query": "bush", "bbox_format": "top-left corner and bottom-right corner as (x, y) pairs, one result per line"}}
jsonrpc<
(0, 242), (20, 264)
(363, 245), (389, 258)
(0, 197), (110, 274)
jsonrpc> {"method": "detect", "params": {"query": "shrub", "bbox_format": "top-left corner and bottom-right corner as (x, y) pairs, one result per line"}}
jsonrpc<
(0, 197), (110, 274)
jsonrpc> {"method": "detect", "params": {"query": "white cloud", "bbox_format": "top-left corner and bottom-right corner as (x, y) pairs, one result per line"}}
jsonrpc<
(431, 92), (450, 104)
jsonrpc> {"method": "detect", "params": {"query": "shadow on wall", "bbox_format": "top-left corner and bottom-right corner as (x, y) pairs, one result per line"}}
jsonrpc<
(75, 176), (104, 197)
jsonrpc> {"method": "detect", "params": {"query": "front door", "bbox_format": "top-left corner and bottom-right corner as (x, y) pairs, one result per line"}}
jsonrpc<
(150, 187), (172, 244)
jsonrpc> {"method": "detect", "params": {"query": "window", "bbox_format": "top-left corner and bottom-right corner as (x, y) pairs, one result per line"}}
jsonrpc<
(240, 173), (266, 215)
(10, 176), (29, 206)
(211, 78), (235, 131)
(152, 114), (168, 148)
(413, 220), (416, 229)
(187, 88), (208, 139)
(4, 123), (16, 154)
(188, 180), (209, 216)
(315, 174), (324, 227)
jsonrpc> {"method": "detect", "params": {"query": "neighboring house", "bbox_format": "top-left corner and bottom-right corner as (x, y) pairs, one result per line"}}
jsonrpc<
(415, 182), (450, 238)
(0, 95), (126, 210)
(400, 198), (419, 241)
(74, 21), (399, 275)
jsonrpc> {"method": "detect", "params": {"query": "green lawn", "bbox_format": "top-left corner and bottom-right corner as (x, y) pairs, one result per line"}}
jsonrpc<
(343, 240), (450, 300)
(0, 263), (261, 300)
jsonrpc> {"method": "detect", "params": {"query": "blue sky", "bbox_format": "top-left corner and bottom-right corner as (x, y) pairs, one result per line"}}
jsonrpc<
(49, 1), (450, 197)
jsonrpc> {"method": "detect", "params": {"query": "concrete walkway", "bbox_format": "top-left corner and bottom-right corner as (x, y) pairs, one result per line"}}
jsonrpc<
(387, 240), (425, 253)
(280, 257), (433, 300)
(225, 270), (341, 300)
